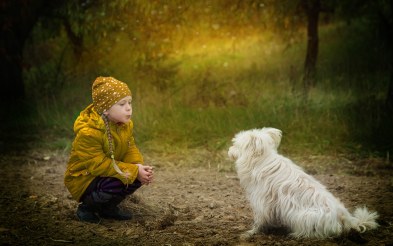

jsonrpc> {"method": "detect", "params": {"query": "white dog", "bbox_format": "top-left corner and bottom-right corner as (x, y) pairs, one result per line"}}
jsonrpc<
(228, 128), (379, 239)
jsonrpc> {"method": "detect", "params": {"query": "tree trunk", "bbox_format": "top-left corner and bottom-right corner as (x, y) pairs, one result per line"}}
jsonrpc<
(302, 0), (320, 101)
(387, 52), (393, 111)
(384, 2), (393, 111)
(0, 35), (26, 103)
(0, 0), (45, 104)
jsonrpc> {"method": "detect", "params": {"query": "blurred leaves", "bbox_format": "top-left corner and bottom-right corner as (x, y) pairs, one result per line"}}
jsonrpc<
(3, 0), (390, 155)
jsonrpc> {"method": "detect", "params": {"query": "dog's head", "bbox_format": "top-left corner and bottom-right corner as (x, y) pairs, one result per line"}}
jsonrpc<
(228, 127), (282, 161)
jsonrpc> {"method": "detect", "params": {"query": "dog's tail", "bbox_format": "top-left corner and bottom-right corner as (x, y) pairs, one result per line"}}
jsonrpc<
(349, 207), (379, 233)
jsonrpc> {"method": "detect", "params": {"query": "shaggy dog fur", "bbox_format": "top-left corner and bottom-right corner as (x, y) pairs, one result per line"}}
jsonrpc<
(228, 128), (379, 239)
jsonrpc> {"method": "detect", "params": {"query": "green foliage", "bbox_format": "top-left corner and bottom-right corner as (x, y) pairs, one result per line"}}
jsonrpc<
(21, 2), (392, 157)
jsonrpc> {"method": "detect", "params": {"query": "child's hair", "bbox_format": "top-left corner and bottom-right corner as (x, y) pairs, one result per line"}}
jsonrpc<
(102, 113), (130, 183)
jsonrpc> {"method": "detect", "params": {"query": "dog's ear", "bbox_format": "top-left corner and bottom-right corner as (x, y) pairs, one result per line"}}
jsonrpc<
(262, 128), (282, 149)
(245, 131), (266, 155)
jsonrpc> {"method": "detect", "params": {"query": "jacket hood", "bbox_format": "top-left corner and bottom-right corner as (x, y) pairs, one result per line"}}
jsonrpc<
(74, 104), (105, 135)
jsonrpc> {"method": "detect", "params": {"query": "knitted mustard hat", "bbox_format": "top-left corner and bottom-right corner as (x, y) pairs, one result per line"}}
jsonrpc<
(92, 76), (131, 114)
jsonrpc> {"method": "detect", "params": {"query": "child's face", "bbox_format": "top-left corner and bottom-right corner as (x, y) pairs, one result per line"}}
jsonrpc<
(104, 96), (132, 124)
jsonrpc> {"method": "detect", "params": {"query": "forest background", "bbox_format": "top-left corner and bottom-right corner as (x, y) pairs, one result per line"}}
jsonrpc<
(1, 0), (392, 161)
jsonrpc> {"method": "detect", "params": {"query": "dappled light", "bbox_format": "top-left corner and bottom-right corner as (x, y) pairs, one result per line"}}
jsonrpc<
(1, 1), (393, 245)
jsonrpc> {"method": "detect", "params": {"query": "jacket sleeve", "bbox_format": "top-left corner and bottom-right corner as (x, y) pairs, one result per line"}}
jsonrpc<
(72, 128), (138, 184)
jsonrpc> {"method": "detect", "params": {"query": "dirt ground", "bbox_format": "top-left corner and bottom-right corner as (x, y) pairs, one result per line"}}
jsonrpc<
(1, 148), (393, 246)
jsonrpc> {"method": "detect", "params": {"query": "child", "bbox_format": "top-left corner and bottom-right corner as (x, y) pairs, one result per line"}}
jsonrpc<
(64, 76), (153, 223)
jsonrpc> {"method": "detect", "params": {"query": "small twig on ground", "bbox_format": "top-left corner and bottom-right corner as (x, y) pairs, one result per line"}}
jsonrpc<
(225, 175), (238, 179)
(50, 237), (74, 243)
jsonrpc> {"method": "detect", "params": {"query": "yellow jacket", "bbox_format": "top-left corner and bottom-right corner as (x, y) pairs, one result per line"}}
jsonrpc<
(64, 104), (143, 201)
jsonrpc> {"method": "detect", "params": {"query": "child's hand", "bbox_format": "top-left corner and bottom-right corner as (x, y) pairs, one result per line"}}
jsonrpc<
(136, 164), (154, 185)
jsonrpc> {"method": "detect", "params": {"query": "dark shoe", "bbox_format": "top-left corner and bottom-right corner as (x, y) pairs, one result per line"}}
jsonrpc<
(99, 205), (132, 220)
(76, 204), (100, 223)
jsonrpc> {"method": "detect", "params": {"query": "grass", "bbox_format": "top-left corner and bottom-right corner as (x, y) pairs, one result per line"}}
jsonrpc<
(133, 91), (352, 157)
(19, 21), (392, 160)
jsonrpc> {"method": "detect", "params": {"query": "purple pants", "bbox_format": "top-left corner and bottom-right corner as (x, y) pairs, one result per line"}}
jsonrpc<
(80, 177), (141, 204)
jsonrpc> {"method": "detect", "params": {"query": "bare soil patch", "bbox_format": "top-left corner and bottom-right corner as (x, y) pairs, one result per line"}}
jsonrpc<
(1, 149), (392, 245)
